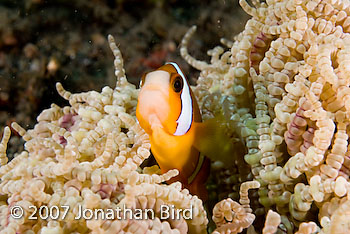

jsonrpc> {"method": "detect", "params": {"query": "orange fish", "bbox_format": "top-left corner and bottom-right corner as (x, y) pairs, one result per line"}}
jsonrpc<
(136, 62), (234, 201)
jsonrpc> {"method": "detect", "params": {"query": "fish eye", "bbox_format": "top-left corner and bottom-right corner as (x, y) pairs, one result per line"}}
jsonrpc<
(173, 77), (183, 93)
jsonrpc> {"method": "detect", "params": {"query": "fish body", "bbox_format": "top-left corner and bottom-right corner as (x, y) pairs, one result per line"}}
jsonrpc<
(136, 62), (210, 200)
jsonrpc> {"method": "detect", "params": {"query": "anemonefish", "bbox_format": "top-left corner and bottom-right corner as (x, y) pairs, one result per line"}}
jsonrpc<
(136, 62), (234, 201)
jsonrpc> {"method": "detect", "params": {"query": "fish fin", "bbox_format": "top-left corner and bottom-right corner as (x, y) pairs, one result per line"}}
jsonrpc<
(186, 156), (210, 201)
(192, 116), (235, 165)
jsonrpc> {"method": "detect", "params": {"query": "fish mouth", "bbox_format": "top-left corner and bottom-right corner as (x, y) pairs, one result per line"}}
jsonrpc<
(136, 88), (170, 131)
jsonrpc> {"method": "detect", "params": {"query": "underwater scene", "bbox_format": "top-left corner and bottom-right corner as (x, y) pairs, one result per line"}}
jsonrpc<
(1, 0), (350, 233)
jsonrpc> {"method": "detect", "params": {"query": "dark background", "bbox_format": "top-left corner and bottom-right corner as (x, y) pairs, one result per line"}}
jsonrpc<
(0, 0), (248, 157)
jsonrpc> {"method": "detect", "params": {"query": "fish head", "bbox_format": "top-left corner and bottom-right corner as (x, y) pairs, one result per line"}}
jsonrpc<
(136, 64), (187, 135)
